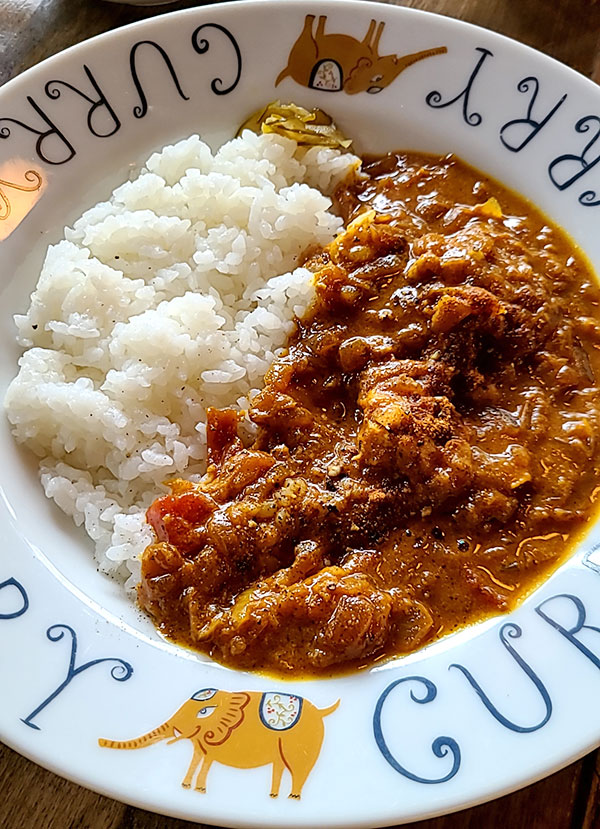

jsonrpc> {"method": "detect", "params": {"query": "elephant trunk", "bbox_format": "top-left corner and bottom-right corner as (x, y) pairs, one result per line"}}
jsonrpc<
(99, 721), (171, 750)
(394, 46), (448, 75)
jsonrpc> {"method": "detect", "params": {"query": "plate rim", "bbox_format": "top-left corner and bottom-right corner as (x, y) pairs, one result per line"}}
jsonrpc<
(2, 1), (600, 826)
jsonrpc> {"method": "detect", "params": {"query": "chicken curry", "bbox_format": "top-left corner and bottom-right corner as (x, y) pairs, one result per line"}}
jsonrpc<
(139, 150), (600, 676)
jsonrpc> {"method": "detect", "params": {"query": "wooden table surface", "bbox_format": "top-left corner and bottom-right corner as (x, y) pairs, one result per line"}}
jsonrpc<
(1, 0), (600, 827)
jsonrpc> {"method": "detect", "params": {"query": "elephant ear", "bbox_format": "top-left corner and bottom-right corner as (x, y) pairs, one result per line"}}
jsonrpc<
(203, 692), (251, 746)
(345, 56), (374, 89)
(350, 56), (372, 74)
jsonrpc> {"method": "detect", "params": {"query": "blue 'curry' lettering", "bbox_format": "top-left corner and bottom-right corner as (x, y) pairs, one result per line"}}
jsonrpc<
(536, 593), (600, 670)
(0, 22), (242, 166)
(129, 40), (190, 120)
(426, 46), (493, 126)
(0, 96), (76, 164)
(22, 624), (133, 730)
(44, 65), (121, 138)
(373, 676), (461, 783)
(548, 115), (600, 206)
(500, 76), (567, 152)
(0, 576), (29, 619)
(450, 623), (552, 732)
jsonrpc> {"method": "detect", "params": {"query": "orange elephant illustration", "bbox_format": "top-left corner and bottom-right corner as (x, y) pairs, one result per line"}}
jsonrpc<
(99, 688), (339, 798)
(276, 14), (447, 94)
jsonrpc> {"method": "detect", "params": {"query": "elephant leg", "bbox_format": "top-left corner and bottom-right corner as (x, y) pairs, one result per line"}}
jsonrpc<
(372, 21), (385, 55)
(361, 19), (377, 48)
(194, 756), (213, 794)
(275, 14), (317, 86)
(288, 765), (312, 799)
(270, 754), (286, 798)
(315, 15), (327, 40)
(181, 742), (204, 789)
(280, 725), (325, 799)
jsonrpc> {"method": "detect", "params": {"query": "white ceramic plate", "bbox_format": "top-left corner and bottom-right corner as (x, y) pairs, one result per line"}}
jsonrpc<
(2, 2), (600, 825)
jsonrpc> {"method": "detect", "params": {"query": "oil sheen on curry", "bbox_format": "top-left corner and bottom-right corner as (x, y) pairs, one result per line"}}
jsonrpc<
(139, 150), (600, 676)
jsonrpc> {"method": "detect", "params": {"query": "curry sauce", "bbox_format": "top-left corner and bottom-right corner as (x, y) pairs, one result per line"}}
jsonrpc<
(139, 151), (600, 676)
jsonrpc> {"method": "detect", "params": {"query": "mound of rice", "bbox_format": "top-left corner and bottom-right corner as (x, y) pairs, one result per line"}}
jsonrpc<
(5, 130), (358, 587)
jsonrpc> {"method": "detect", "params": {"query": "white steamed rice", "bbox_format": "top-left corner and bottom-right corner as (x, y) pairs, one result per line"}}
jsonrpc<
(5, 130), (358, 588)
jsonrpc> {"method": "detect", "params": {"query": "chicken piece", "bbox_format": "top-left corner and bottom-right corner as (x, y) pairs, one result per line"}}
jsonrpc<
(430, 285), (506, 336)
(315, 210), (409, 309)
(358, 357), (455, 399)
(250, 388), (315, 444)
(191, 559), (433, 669)
(455, 487), (519, 528)
(330, 210), (408, 272)
(356, 360), (474, 501)
(337, 335), (396, 372)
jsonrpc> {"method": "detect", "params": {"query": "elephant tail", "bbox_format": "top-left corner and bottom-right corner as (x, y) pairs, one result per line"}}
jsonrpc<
(275, 66), (290, 87)
(319, 699), (341, 718)
(98, 721), (171, 750)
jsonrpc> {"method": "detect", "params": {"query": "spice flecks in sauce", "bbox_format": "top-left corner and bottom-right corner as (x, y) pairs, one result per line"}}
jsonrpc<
(139, 152), (600, 676)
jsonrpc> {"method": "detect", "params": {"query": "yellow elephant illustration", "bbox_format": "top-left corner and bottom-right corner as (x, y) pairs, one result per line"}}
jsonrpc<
(99, 688), (339, 798)
(276, 14), (447, 94)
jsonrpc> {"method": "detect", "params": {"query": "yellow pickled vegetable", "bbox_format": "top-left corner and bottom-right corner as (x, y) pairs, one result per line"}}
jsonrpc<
(238, 101), (352, 149)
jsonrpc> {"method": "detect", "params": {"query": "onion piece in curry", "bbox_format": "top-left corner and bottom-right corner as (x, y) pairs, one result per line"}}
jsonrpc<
(139, 146), (600, 677)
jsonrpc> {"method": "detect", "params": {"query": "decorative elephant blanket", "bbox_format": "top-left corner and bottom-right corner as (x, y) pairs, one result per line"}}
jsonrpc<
(259, 693), (303, 730)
